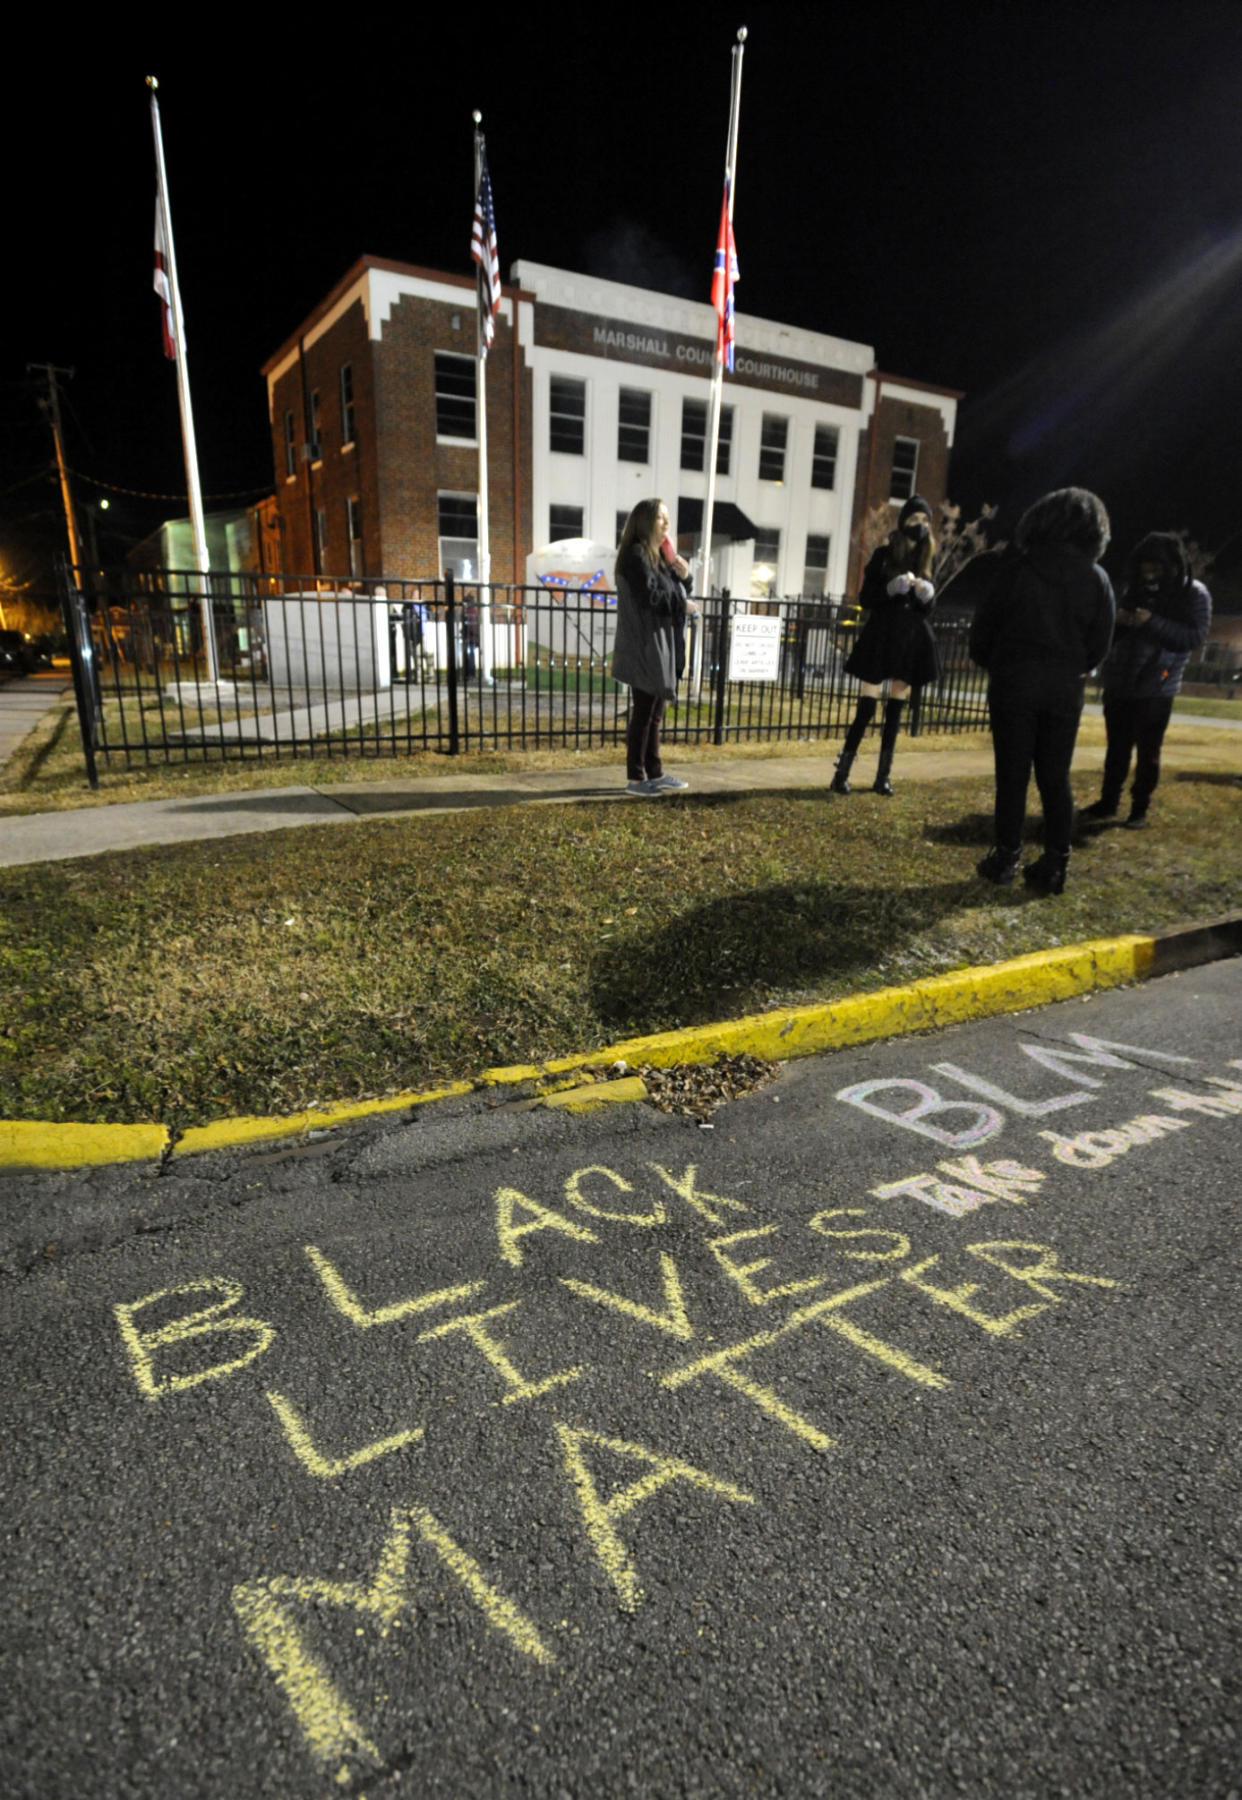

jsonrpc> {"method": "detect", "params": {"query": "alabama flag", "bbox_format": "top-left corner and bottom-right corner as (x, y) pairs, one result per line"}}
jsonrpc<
(710, 181), (739, 370)
(153, 202), (175, 360)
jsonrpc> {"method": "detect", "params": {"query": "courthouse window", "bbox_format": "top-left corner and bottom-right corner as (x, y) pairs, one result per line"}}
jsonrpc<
(890, 437), (919, 501)
(679, 399), (733, 474)
(340, 363), (356, 445)
(438, 491), (478, 577)
(435, 354), (476, 440)
(811, 424), (838, 490)
(759, 414), (788, 481)
(549, 377), (586, 454)
(617, 388), (652, 463)
(751, 527), (780, 597)
(549, 504), (584, 540)
(802, 534), (830, 598)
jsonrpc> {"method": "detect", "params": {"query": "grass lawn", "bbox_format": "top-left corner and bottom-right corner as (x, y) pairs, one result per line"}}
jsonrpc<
(1, 761), (1238, 1129)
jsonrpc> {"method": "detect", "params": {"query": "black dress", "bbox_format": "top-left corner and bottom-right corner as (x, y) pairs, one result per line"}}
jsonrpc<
(844, 545), (940, 688)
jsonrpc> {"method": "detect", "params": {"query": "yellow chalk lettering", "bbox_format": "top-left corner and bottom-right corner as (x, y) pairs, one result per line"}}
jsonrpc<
(647, 1162), (750, 1225)
(710, 1363), (836, 1451)
(265, 1390), (424, 1479)
(494, 1187), (599, 1267)
(564, 1165), (666, 1225)
(418, 1301), (583, 1403)
(405, 1504), (555, 1665)
(807, 1209), (911, 1261)
(303, 1244), (483, 1327)
(709, 1225), (831, 1305)
(965, 1241), (1119, 1303)
(899, 1255), (1048, 1337)
(662, 1279), (945, 1443)
(561, 1252), (693, 1340)
(234, 1503), (553, 1768)
(114, 1277), (276, 1400)
(554, 1423), (753, 1612)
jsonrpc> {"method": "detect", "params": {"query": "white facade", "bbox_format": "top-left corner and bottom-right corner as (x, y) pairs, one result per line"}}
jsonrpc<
(513, 261), (913, 599)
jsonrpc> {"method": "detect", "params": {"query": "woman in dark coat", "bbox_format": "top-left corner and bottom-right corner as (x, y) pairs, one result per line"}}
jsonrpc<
(832, 493), (939, 795)
(611, 498), (697, 796)
(1080, 531), (1211, 829)
(971, 487), (1115, 893)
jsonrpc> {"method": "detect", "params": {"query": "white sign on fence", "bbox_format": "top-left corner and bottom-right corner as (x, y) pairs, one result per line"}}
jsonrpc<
(727, 614), (782, 683)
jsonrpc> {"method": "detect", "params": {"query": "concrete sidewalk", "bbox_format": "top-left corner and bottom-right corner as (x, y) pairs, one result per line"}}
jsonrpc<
(0, 742), (1036, 868)
(0, 700), (1235, 871)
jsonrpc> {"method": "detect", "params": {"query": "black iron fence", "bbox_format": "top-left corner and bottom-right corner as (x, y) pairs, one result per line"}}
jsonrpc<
(59, 565), (990, 786)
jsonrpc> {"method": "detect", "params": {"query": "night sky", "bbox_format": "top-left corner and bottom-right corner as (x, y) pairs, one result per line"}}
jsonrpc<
(7, 2), (1242, 596)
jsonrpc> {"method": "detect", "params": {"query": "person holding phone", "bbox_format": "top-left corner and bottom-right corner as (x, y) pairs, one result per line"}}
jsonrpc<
(612, 497), (698, 795)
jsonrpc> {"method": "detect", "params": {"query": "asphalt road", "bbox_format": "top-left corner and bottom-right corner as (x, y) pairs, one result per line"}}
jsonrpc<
(3, 965), (1240, 1798)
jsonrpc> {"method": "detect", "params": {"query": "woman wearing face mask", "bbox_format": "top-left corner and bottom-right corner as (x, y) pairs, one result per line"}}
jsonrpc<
(612, 498), (698, 795)
(831, 494), (939, 795)
(1079, 532), (1211, 830)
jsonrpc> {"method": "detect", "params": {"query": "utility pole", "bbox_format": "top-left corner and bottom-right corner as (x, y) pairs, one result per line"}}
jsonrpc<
(30, 362), (84, 574)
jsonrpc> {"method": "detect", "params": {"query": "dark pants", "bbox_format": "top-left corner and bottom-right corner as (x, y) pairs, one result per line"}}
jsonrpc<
(989, 685), (1082, 853)
(627, 688), (665, 780)
(1101, 695), (1175, 814)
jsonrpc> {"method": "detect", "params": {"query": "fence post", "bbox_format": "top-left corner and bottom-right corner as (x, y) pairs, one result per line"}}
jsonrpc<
(57, 558), (100, 790)
(444, 569), (460, 756)
(712, 588), (731, 747)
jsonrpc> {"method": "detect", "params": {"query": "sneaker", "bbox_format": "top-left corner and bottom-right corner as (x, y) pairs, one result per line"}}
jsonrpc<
(625, 778), (658, 796)
(649, 773), (689, 791)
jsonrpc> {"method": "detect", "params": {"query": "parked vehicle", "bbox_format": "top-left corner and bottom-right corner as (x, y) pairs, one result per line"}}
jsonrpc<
(0, 630), (37, 674)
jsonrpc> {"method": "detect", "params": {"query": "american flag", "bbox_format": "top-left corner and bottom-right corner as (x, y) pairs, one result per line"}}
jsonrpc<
(153, 200), (175, 360)
(710, 180), (739, 370)
(471, 145), (501, 358)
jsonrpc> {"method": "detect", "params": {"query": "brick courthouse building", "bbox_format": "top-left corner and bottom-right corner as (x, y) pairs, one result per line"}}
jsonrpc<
(261, 254), (959, 597)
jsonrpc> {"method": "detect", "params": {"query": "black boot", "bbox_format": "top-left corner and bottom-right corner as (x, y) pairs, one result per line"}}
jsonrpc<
(872, 697), (905, 795)
(1022, 849), (1070, 894)
(1079, 794), (1119, 821)
(976, 845), (1021, 885)
(831, 696), (876, 793)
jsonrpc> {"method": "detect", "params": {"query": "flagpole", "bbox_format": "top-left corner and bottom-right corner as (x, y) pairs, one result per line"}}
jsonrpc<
(147, 75), (218, 684)
(694, 26), (746, 703)
(472, 112), (494, 686)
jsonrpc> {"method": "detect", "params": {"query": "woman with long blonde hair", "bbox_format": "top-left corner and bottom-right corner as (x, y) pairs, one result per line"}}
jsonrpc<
(611, 498), (697, 795)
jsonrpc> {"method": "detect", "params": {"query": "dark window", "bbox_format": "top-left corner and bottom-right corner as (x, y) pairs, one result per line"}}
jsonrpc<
(549, 377), (586, 454)
(616, 509), (630, 545)
(438, 492), (478, 577)
(617, 388), (651, 463)
(435, 354), (476, 440)
(549, 504), (584, 540)
(340, 364), (356, 445)
(346, 497), (363, 577)
(759, 414), (787, 482)
(283, 410), (296, 478)
(811, 424), (838, 490)
(802, 534), (830, 598)
(680, 398), (733, 473)
(890, 437), (919, 501)
(308, 391), (322, 462)
(314, 507), (328, 569)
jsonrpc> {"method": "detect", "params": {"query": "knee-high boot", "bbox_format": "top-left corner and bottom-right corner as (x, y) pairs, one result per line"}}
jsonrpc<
(873, 698), (905, 795)
(831, 696), (877, 793)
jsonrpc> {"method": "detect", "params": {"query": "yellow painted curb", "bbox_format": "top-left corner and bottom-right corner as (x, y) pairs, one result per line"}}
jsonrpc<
(172, 1080), (476, 1157)
(0, 933), (1162, 1171)
(0, 1119), (169, 1170)
(540, 1076), (650, 1114)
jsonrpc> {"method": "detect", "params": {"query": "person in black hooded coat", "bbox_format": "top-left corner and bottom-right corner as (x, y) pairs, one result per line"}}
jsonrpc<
(970, 487), (1115, 893)
(1079, 531), (1211, 829)
(832, 493), (940, 796)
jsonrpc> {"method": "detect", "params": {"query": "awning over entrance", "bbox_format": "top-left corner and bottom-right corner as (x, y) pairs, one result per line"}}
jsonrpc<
(676, 498), (758, 542)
